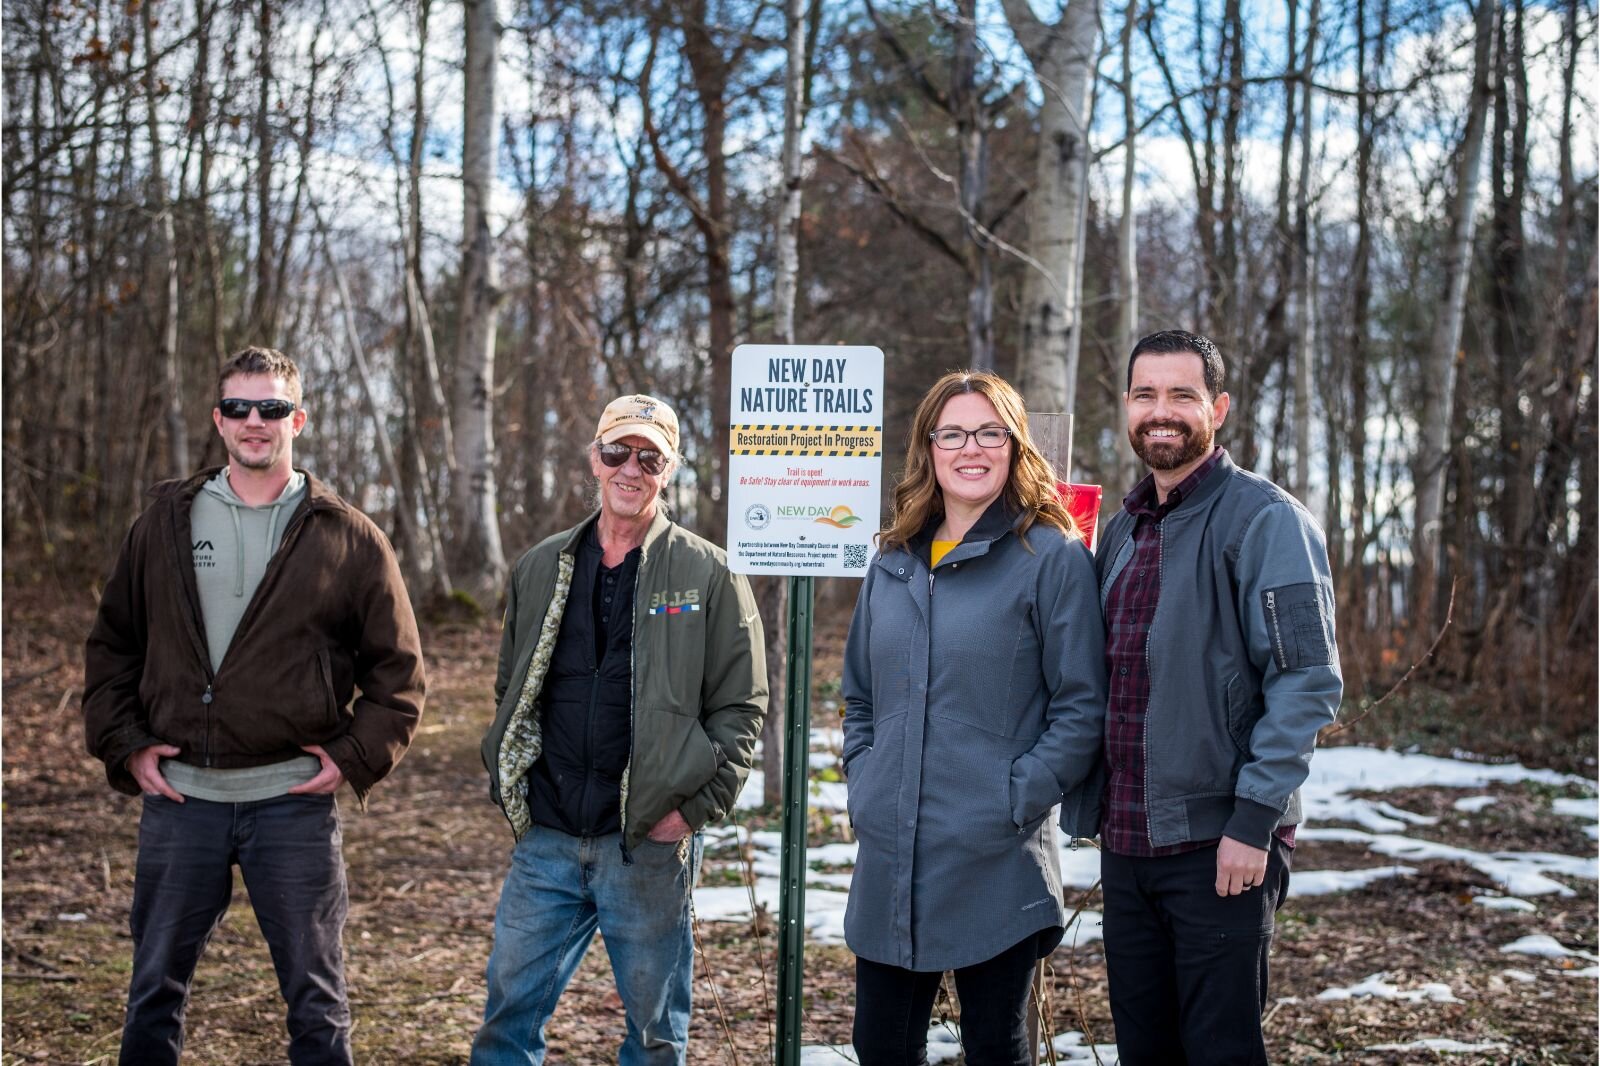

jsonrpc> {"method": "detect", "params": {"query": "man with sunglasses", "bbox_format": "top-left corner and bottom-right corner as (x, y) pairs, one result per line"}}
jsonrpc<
(84, 346), (426, 1065)
(474, 394), (767, 1066)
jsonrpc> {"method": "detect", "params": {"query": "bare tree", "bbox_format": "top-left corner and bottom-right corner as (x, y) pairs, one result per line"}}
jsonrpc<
(453, 0), (510, 603)
(143, 0), (187, 474)
(1001, 0), (1101, 415)
(1111, 0), (1140, 490)
(752, 0), (814, 807)
(1413, 0), (1497, 627)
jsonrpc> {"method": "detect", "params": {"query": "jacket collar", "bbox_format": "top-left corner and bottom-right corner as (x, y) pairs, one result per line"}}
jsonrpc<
(157, 466), (346, 516)
(1125, 448), (1233, 520)
(906, 495), (1019, 568)
(562, 508), (674, 558)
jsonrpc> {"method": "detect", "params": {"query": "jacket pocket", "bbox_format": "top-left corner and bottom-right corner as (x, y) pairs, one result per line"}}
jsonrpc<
(1224, 672), (1259, 752)
(316, 648), (340, 728)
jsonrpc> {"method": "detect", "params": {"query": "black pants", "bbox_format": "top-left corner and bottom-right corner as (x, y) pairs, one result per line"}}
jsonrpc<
(1101, 838), (1293, 1066)
(121, 794), (352, 1066)
(853, 932), (1047, 1066)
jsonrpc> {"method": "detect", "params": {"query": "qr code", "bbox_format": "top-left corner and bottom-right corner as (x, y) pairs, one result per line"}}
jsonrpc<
(843, 544), (869, 569)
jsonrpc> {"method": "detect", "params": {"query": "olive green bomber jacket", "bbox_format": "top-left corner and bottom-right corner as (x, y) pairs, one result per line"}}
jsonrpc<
(482, 511), (769, 851)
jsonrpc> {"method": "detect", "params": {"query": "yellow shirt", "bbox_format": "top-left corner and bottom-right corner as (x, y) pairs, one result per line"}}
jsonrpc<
(930, 540), (959, 568)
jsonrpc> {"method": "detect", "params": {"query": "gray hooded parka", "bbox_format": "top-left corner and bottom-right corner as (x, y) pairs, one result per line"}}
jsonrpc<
(841, 502), (1107, 971)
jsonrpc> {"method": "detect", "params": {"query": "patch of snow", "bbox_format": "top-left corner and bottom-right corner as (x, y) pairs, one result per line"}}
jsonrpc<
(1373, 800), (1439, 826)
(694, 883), (851, 945)
(1297, 826), (1592, 897)
(1364, 1038), (1509, 1053)
(1062, 910), (1104, 948)
(1316, 972), (1461, 1003)
(1290, 866), (1417, 896)
(1473, 895), (1537, 912)
(1499, 969), (1538, 983)
(1058, 840), (1104, 890)
(1452, 795), (1497, 813)
(809, 842), (861, 866)
(1552, 796), (1600, 821)
(1564, 965), (1600, 978)
(1046, 1031), (1122, 1061)
(1302, 748), (1591, 837)
(1499, 934), (1597, 960)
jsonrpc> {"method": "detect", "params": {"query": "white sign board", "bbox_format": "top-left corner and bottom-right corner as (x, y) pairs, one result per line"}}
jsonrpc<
(726, 345), (885, 577)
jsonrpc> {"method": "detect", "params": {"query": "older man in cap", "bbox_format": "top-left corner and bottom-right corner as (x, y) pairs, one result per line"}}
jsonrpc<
(472, 395), (768, 1066)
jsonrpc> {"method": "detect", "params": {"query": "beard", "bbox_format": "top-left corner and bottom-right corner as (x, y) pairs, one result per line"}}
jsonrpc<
(1130, 418), (1212, 471)
(226, 442), (282, 470)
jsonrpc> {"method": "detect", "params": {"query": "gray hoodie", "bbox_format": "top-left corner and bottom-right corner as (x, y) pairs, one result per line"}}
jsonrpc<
(190, 467), (307, 672)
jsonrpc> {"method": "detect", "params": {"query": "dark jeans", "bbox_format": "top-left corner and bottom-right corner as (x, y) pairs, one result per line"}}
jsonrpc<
(1101, 838), (1293, 1066)
(853, 932), (1048, 1066)
(120, 793), (352, 1066)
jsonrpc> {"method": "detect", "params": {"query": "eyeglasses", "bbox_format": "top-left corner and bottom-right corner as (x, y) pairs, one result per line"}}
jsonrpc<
(218, 398), (297, 420)
(596, 441), (669, 475)
(930, 426), (1012, 450)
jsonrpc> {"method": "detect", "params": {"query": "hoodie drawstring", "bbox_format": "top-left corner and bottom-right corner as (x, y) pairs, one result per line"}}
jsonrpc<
(230, 505), (244, 597)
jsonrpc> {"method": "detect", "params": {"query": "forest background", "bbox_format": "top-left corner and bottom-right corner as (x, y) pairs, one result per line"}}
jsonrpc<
(1, 0), (1597, 1058)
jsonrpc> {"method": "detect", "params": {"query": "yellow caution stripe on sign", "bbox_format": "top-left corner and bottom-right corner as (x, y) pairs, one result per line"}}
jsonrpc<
(730, 424), (883, 456)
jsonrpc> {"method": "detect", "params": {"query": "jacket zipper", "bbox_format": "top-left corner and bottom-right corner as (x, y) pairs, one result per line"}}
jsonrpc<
(1143, 520), (1162, 849)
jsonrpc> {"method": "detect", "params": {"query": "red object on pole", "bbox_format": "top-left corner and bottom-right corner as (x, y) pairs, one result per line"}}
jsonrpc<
(1057, 483), (1104, 549)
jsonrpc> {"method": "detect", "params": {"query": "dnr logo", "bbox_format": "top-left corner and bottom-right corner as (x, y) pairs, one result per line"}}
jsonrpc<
(193, 539), (216, 569)
(648, 588), (701, 616)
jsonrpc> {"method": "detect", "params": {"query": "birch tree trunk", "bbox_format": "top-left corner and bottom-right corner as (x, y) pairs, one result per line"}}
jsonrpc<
(1292, 0), (1319, 501)
(251, 0), (277, 341)
(1413, 0), (1496, 627)
(144, 0), (187, 474)
(452, 0), (509, 604)
(1001, 0), (1101, 414)
(1113, 0), (1140, 490)
(760, 0), (809, 807)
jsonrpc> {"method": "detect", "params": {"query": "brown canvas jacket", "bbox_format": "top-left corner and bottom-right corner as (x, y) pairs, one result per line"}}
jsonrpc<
(83, 468), (426, 804)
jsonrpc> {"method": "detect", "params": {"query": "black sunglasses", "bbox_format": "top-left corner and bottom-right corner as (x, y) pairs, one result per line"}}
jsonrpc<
(596, 441), (669, 476)
(219, 398), (297, 421)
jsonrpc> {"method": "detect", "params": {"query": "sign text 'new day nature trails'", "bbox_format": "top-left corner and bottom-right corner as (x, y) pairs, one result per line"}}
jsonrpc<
(737, 355), (877, 415)
(726, 345), (884, 578)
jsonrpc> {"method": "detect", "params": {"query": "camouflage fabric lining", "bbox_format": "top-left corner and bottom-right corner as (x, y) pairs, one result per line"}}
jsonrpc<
(497, 553), (575, 839)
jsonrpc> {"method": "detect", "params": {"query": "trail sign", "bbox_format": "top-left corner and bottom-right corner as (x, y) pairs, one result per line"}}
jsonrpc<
(726, 345), (885, 577)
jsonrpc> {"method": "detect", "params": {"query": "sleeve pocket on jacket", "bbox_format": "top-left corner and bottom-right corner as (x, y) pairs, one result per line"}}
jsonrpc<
(1261, 582), (1335, 671)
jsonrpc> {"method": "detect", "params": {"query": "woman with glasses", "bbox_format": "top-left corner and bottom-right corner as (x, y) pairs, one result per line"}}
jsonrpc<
(841, 371), (1107, 1066)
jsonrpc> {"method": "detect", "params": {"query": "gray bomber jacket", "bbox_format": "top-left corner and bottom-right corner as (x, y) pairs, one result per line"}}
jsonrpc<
(1094, 451), (1343, 849)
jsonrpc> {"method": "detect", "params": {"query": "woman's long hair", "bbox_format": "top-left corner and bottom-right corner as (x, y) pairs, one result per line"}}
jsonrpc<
(879, 371), (1079, 554)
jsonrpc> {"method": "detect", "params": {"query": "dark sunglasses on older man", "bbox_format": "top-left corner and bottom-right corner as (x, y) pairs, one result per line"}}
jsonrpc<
(218, 398), (297, 420)
(596, 441), (669, 475)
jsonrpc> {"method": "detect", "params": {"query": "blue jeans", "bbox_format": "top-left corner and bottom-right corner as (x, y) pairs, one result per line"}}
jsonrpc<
(120, 793), (351, 1066)
(471, 826), (702, 1066)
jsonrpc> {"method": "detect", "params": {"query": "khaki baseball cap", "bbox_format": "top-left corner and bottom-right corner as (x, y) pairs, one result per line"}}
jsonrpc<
(595, 394), (679, 456)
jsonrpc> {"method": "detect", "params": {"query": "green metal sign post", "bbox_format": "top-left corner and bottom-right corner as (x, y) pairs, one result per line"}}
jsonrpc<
(776, 574), (815, 1066)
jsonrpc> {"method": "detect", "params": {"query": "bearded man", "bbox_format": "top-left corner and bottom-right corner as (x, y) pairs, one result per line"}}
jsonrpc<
(1092, 329), (1343, 1065)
